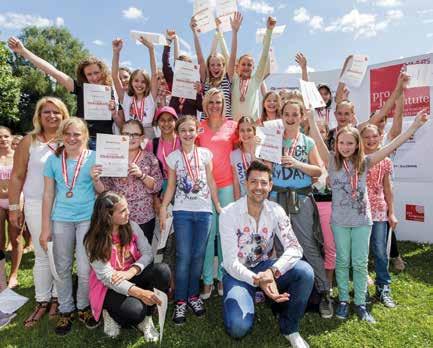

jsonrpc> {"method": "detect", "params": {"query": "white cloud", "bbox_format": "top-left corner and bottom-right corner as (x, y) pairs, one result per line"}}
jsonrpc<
(386, 9), (403, 20)
(92, 40), (105, 46)
(427, 33), (433, 38)
(309, 16), (324, 30)
(122, 7), (143, 19)
(418, 9), (433, 16)
(293, 7), (310, 23)
(238, 0), (274, 15)
(286, 65), (316, 73)
(0, 12), (54, 29)
(55, 17), (64, 27)
(375, 0), (402, 7)
(120, 60), (133, 68)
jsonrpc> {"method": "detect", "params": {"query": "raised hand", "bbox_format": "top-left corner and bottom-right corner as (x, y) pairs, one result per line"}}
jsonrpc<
(7, 36), (25, 54)
(230, 11), (243, 33)
(112, 38), (123, 52)
(413, 108), (430, 128)
(295, 52), (307, 70)
(397, 71), (410, 90)
(267, 16), (277, 30)
(139, 36), (154, 49)
(166, 29), (176, 41)
(190, 16), (200, 33)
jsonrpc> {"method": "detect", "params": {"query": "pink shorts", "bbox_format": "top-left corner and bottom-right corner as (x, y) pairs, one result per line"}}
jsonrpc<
(317, 201), (336, 270)
(0, 199), (8, 210)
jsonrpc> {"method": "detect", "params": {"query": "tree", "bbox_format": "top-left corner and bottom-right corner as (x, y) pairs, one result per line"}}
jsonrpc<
(0, 41), (21, 131)
(9, 26), (89, 132)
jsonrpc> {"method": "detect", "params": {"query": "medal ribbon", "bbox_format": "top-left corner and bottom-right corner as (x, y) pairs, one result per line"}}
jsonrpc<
(62, 149), (87, 194)
(318, 108), (330, 124)
(239, 78), (250, 101)
(376, 160), (383, 188)
(287, 133), (300, 157)
(131, 149), (142, 164)
(132, 97), (146, 122)
(182, 147), (199, 183)
(241, 151), (250, 171)
(343, 160), (358, 199)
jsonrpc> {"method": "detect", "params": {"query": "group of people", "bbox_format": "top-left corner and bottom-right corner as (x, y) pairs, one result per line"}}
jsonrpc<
(1, 11), (429, 348)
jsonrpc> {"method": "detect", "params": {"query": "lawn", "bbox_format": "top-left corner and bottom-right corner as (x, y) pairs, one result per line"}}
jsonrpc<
(1, 242), (433, 348)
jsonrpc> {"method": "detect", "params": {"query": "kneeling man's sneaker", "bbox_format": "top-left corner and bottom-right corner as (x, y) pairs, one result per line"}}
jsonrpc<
(284, 332), (310, 348)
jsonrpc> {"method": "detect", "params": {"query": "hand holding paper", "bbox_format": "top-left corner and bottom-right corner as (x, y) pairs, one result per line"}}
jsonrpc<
(130, 31), (167, 46)
(299, 79), (326, 109)
(153, 288), (168, 343)
(339, 54), (368, 88)
(406, 64), (433, 88)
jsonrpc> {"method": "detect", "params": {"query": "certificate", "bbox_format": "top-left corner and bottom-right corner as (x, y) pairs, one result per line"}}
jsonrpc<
(194, 0), (216, 33)
(340, 55), (369, 88)
(96, 134), (129, 177)
(299, 79), (326, 109)
(255, 127), (283, 164)
(263, 118), (284, 131)
(130, 30), (167, 46)
(407, 64), (433, 88)
(153, 288), (168, 343)
(256, 25), (286, 43)
(216, 0), (237, 32)
(172, 60), (200, 100)
(83, 83), (112, 121)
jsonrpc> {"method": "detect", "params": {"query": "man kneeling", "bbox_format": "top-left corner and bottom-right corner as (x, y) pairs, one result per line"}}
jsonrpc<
(220, 161), (314, 348)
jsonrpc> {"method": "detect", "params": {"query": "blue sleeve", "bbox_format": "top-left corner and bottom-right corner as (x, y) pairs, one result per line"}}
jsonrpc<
(43, 154), (56, 178)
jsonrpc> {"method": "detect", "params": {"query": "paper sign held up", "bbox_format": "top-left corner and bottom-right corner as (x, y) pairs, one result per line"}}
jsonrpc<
(299, 79), (326, 109)
(406, 64), (433, 88)
(340, 55), (369, 88)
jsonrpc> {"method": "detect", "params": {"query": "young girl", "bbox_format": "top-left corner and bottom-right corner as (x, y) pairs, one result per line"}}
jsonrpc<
(11, 135), (23, 151)
(232, 16), (276, 121)
(8, 37), (119, 148)
(270, 101), (333, 319)
(191, 12), (242, 119)
(159, 115), (221, 325)
(0, 127), (22, 289)
(361, 124), (397, 308)
(197, 89), (237, 299)
(112, 37), (158, 139)
(84, 191), (170, 341)
(231, 117), (256, 200)
(307, 108), (429, 323)
(40, 117), (99, 335)
(259, 91), (281, 125)
(8, 97), (69, 327)
(91, 120), (163, 244)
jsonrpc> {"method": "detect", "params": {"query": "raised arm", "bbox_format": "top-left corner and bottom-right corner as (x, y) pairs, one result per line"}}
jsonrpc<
(173, 34), (180, 61)
(295, 52), (309, 81)
(335, 55), (353, 104)
(306, 109), (330, 167)
(139, 36), (158, 100)
(111, 38), (125, 102)
(216, 19), (229, 60)
(8, 36), (74, 92)
(227, 12), (243, 80)
(190, 17), (207, 82)
(369, 109), (429, 166)
(254, 16), (275, 82)
(162, 42), (174, 85)
(388, 92), (404, 141)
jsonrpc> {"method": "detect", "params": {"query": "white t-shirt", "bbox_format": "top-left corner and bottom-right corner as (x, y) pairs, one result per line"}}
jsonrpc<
(122, 94), (155, 126)
(166, 147), (213, 212)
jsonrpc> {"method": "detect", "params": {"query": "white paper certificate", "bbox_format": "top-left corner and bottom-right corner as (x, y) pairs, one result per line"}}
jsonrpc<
(263, 118), (284, 131)
(299, 79), (326, 109)
(153, 288), (168, 343)
(96, 134), (129, 177)
(172, 60), (200, 100)
(340, 55), (369, 88)
(407, 64), (433, 88)
(83, 83), (112, 121)
(130, 30), (167, 46)
(255, 127), (283, 164)
(194, 0), (216, 33)
(216, 0), (237, 32)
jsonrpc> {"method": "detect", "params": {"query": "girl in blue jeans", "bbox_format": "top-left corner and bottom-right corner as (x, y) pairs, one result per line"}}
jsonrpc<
(159, 115), (221, 325)
(308, 108), (429, 323)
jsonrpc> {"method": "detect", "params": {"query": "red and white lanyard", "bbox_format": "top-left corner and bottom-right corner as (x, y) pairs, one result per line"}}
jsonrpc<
(178, 98), (186, 114)
(343, 160), (358, 199)
(239, 78), (250, 102)
(62, 149), (87, 198)
(182, 147), (200, 183)
(162, 137), (177, 164)
(317, 108), (330, 124)
(131, 97), (146, 122)
(376, 160), (383, 187)
(131, 149), (142, 165)
(286, 133), (300, 157)
(241, 151), (250, 171)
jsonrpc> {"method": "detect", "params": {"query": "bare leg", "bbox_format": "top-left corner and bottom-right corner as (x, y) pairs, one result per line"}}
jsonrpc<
(0, 209), (6, 251)
(7, 218), (23, 288)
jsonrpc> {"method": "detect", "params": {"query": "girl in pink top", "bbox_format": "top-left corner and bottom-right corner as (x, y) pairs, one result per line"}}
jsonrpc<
(197, 88), (237, 298)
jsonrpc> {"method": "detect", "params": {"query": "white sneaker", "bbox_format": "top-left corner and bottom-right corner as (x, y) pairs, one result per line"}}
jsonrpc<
(137, 316), (159, 343)
(284, 332), (310, 348)
(102, 310), (120, 338)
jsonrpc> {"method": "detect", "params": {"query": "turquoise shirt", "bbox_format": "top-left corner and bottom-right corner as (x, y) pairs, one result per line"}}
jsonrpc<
(44, 150), (96, 222)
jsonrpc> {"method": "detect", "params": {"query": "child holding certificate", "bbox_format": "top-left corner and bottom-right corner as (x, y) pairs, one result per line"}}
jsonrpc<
(307, 108), (429, 323)
(91, 120), (163, 244)
(270, 101), (335, 320)
(112, 37), (158, 139)
(231, 16), (276, 121)
(159, 115), (221, 325)
(40, 117), (99, 335)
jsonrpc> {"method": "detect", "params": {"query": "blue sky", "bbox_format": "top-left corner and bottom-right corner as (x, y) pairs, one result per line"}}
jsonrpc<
(1, 0), (433, 74)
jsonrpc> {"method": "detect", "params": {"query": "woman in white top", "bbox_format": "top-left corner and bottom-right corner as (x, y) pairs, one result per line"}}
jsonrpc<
(8, 97), (70, 328)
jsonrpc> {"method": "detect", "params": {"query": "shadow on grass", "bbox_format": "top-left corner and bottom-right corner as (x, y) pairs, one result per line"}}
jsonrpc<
(395, 241), (433, 285)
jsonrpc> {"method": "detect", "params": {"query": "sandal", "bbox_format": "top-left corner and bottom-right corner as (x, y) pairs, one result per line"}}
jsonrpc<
(49, 298), (59, 319)
(24, 302), (49, 328)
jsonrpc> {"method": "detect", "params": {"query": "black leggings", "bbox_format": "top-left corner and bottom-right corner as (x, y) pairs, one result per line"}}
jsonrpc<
(103, 263), (171, 327)
(140, 219), (156, 245)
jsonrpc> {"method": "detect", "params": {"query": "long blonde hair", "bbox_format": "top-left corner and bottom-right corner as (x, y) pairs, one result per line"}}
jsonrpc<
(334, 126), (366, 174)
(206, 53), (226, 87)
(29, 97), (70, 140)
(55, 117), (89, 156)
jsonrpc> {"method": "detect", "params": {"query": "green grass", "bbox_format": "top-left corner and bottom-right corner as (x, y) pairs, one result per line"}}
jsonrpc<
(1, 242), (433, 348)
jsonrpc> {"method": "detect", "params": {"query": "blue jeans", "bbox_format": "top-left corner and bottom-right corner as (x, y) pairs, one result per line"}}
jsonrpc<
(370, 221), (391, 286)
(222, 259), (314, 338)
(173, 210), (212, 301)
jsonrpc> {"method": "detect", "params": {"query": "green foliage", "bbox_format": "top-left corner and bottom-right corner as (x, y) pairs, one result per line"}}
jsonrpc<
(9, 26), (89, 132)
(0, 42), (21, 129)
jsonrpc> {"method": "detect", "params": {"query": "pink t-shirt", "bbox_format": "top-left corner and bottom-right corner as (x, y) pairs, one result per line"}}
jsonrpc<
(367, 158), (393, 221)
(156, 137), (181, 179)
(197, 120), (237, 188)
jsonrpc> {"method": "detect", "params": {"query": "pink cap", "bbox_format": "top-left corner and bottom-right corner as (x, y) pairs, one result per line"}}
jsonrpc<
(154, 106), (178, 121)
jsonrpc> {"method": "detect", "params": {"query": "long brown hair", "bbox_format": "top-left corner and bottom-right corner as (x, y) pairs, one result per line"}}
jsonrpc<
(84, 191), (133, 263)
(334, 126), (366, 175)
(127, 69), (151, 97)
(76, 56), (112, 86)
(261, 91), (281, 122)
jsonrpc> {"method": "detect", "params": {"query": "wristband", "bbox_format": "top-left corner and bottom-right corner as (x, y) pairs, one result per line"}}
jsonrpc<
(140, 173), (147, 181)
(8, 204), (21, 211)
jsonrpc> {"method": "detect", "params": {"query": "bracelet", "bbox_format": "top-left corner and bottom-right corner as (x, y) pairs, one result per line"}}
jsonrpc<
(8, 204), (21, 211)
(140, 173), (147, 181)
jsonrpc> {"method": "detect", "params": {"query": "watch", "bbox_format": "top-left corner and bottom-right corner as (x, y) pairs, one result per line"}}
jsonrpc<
(270, 266), (281, 279)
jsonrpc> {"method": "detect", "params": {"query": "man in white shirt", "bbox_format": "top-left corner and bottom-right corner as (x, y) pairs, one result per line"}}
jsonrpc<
(220, 161), (314, 348)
